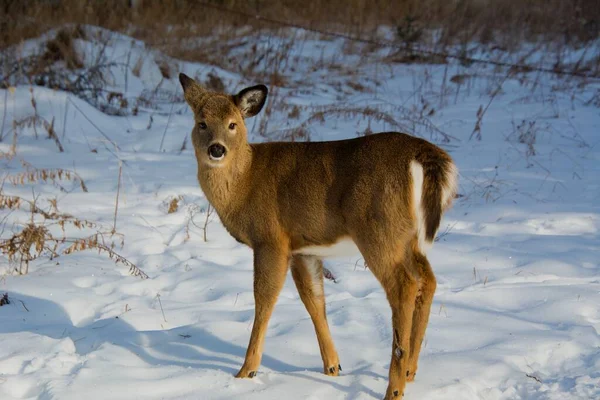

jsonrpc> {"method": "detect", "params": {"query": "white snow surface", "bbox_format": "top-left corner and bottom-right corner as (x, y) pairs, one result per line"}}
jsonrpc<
(1, 28), (599, 400)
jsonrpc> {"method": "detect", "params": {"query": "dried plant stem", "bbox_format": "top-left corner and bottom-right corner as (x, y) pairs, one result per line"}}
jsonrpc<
(470, 72), (511, 140)
(46, 116), (64, 152)
(159, 102), (174, 152)
(203, 204), (213, 242)
(18, 299), (29, 312)
(95, 243), (148, 279)
(112, 162), (122, 234)
(61, 98), (69, 139)
(156, 293), (167, 322)
(0, 90), (7, 142)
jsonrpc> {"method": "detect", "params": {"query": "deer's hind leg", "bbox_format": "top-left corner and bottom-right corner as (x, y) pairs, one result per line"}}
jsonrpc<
(291, 255), (340, 376)
(407, 248), (436, 382)
(355, 233), (419, 399)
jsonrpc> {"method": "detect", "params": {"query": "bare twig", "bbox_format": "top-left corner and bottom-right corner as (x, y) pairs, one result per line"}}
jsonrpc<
(470, 72), (511, 141)
(202, 204), (213, 242)
(156, 293), (167, 322)
(112, 161), (122, 234)
(0, 89), (7, 142)
(159, 102), (174, 152)
(45, 116), (64, 152)
(18, 299), (29, 312)
(61, 97), (69, 139)
(526, 373), (542, 384)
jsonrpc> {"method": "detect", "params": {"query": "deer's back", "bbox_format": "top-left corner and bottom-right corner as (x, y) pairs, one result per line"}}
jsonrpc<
(240, 132), (450, 250)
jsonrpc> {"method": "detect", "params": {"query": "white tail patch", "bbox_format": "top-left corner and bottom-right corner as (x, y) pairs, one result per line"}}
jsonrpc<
(410, 160), (430, 253)
(442, 162), (459, 209)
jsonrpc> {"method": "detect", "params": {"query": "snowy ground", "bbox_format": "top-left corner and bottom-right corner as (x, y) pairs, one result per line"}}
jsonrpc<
(1, 28), (599, 399)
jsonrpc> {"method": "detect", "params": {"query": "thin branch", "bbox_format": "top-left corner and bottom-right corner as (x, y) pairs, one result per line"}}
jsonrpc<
(0, 89), (7, 142)
(112, 161), (122, 234)
(156, 293), (167, 322)
(159, 102), (175, 152)
(18, 299), (29, 312)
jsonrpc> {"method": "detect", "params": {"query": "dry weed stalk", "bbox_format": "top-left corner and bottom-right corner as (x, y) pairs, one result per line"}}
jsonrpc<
(112, 162), (122, 234)
(202, 204), (214, 242)
(184, 203), (215, 243)
(7, 160), (88, 193)
(470, 72), (512, 141)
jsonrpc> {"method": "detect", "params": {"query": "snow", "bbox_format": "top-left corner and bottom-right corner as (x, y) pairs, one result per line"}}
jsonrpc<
(1, 27), (599, 399)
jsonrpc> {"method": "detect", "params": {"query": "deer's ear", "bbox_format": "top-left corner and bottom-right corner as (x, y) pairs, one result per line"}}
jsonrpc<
(233, 85), (268, 118)
(179, 73), (207, 108)
(179, 73), (196, 91)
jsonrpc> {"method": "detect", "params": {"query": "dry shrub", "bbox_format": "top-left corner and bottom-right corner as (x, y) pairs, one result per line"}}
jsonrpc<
(40, 26), (85, 71)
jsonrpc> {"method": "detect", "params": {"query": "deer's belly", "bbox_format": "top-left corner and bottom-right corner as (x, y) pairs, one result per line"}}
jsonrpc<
(293, 237), (361, 258)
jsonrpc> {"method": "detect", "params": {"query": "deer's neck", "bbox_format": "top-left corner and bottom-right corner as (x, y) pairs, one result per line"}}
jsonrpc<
(197, 144), (252, 215)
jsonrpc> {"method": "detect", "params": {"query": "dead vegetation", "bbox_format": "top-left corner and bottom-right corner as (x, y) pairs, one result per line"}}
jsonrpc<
(2, 1), (599, 51)
(0, 167), (147, 278)
(7, 160), (88, 193)
(1, 1), (598, 77)
(1, 26), (126, 116)
(168, 197), (180, 214)
(270, 103), (455, 143)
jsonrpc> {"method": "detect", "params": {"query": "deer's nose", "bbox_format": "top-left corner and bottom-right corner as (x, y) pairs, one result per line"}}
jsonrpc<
(208, 143), (226, 160)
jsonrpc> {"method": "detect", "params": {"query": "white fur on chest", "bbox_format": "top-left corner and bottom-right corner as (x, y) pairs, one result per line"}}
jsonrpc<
(293, 237), (361, 258)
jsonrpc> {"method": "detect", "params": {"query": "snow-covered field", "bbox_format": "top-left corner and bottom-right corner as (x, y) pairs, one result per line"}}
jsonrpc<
(1, 28), (599, 399)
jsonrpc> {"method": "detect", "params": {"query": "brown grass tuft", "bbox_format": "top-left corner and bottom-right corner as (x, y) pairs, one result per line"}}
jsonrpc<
(168, 197), (179, 214)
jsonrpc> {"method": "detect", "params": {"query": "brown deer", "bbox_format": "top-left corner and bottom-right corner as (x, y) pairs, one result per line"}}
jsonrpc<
(179, 73), (458, 399)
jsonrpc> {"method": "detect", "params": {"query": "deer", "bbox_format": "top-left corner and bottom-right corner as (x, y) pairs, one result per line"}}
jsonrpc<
(178, 73), (458, 399)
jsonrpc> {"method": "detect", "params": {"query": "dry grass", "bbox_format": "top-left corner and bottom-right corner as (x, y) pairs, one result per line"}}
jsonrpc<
(7, 162), (88, 193)
(1, 1), (598, 59)
(0, 165), (146, 278)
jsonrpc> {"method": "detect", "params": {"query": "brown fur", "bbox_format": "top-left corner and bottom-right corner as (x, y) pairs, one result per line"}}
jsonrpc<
(179, 73), (457, 399)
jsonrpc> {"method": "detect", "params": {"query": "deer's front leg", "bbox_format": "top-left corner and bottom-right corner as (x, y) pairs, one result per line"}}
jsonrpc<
(236, 243), (290, 378)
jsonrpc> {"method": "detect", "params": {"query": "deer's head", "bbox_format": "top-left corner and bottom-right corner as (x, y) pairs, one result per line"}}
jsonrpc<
(179, 73), (267, 169)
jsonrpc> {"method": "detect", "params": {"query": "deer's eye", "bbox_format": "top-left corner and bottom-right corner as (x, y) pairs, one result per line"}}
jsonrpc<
(228, 122), (236, 130)
(199, 122), (207, 129)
